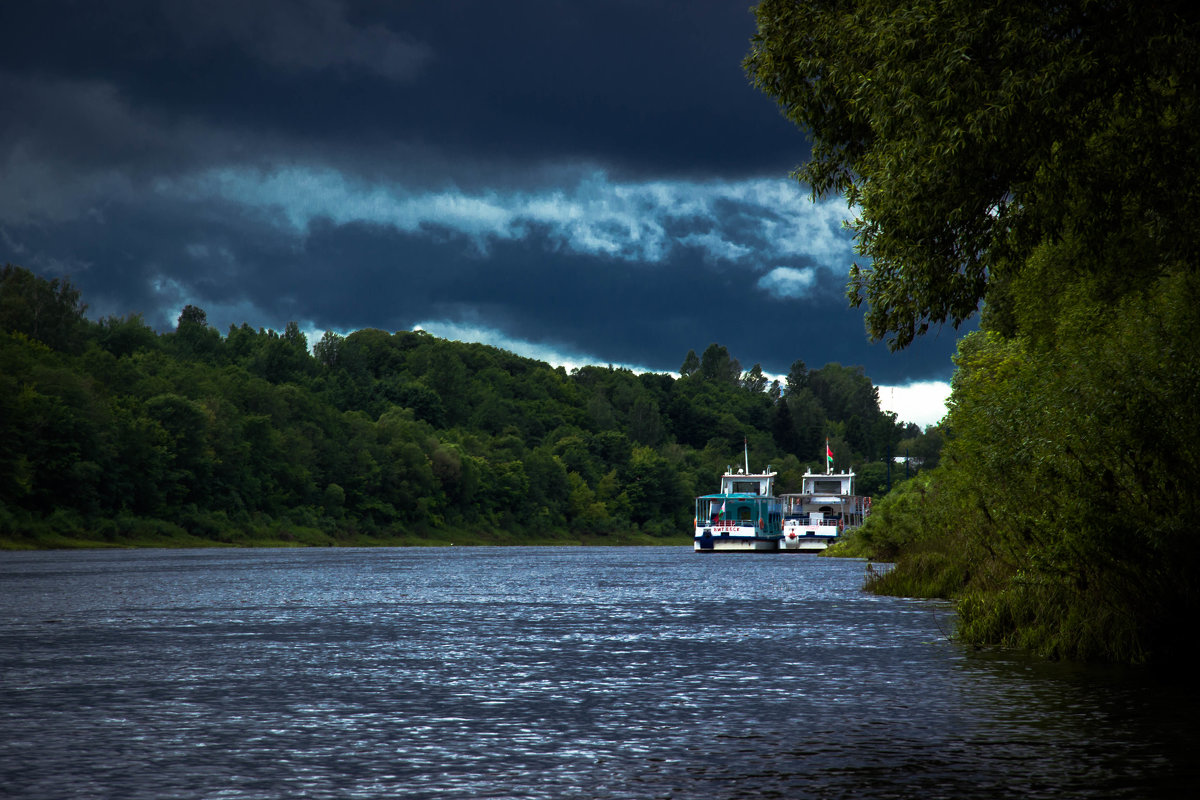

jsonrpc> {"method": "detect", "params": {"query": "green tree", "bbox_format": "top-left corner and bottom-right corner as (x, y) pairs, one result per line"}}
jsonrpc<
(783, 359), (808, 396)
(770, 397), (800, 455)
(624, 446), (682, 527)
(314, 330), (344, 368)
(741, 364), (768, 393)
(628, 396), (664, 446)
(747, 0), (1200, 349)
(679, 349), (700, 377)
(786, 389), (827, 461)
(698, 343), (740, 386)
(254, 323), (313, 384)
(171, 305), (221, 361)
(748, 0), (1200, 662)
(808, 363), (879, 425)
(523, 449), (569, 529)
(393, 381), (446, 427)
(1, 267), (915, 553)
(95, 313), (157, 358)
(0, 265), (87, 353)
(144, 393), (212, 506)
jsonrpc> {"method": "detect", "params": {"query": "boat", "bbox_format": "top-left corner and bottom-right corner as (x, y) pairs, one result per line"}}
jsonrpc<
(693, 444), (783, 552)
(778, 440), (870, 552)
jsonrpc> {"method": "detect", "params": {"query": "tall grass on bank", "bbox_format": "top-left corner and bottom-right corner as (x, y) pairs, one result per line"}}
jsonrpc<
(830, 471), (981, 600)
(835, 272), (1200, 664)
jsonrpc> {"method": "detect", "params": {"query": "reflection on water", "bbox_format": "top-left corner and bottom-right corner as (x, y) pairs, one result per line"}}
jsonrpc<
(1, 547), (1196, 799)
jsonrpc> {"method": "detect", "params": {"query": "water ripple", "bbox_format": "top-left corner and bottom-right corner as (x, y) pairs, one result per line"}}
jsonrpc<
(2, 547), (1196, 799)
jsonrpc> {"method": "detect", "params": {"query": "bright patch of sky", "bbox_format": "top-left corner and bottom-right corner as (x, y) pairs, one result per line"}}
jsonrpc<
(757, 266), (817, 299)
(876, 381), (951, 429)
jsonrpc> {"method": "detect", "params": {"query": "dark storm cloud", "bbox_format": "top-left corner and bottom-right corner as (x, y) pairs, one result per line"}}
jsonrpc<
(159, 1), (433, 81)
(0, 1), (963, 423)
(67, 165), (854, 323)
(1, 0), (800, 178)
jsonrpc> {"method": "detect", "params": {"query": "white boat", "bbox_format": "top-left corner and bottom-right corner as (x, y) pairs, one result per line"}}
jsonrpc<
(693, 445), (783, 553)
(779, 444), (870, 552)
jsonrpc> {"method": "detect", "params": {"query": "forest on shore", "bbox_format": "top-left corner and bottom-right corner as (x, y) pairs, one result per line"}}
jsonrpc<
(749, 0), (1200, 664)
(1, 264), (937, 550)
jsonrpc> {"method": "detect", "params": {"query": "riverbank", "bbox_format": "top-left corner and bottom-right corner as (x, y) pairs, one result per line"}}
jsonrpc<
(0, 517), (691, 550)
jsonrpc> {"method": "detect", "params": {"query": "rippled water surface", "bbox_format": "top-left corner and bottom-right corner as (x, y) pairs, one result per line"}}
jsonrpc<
(2, 547), (1196, 799)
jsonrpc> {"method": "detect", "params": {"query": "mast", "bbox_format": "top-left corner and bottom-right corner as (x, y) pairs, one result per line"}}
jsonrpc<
(744, 437), (750, 475)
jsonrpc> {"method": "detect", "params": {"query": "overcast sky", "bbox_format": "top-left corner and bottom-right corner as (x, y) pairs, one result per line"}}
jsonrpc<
(0, 0), (965, 427)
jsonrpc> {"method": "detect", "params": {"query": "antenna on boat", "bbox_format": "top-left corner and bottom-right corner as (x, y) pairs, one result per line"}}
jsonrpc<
(744, 437), (750, 475)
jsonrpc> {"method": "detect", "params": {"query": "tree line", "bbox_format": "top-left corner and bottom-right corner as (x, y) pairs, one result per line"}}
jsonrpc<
(748, 0), (1200, 663)
(0, 264), (935, 548)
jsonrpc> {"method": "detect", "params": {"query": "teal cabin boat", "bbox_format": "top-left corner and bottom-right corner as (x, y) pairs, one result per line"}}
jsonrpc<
(693, 447), (783, 553)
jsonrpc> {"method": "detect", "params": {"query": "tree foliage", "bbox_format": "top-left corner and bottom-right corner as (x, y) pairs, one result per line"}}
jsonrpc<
(751, 0), (1200, 662)
(747, 0), (1200, 349)
(1, 264), (87, 353)
(0, 266), (919, 549)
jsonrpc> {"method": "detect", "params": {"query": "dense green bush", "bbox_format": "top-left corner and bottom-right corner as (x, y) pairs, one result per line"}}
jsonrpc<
(748, 0), (1200, 663)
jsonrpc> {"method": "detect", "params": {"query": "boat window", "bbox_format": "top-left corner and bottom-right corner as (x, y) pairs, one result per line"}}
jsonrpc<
(732, 481), (760, 495)
(738, 506), (752, 521)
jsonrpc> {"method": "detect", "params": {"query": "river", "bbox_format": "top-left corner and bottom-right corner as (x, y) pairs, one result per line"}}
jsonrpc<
(1, 546), (1195, 798)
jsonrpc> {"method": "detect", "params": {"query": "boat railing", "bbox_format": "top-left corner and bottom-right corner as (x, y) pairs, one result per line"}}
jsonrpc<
(782, 495), (872, 513)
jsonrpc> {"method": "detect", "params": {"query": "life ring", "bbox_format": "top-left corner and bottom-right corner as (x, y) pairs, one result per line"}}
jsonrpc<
(758, 518), (764, 529)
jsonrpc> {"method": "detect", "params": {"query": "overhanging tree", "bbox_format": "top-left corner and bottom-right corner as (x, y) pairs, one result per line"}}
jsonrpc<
(746, 0), (1200, 348)
(748, 0), (1200, 662)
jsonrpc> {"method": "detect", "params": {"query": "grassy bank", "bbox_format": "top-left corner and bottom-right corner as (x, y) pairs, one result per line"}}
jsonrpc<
(0, 508), (692, 550)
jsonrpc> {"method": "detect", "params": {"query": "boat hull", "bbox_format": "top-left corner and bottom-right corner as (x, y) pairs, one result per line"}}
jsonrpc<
(693, 538), (781, 552)
(780, 529), (839, 552)
(694, 528), (781, 552)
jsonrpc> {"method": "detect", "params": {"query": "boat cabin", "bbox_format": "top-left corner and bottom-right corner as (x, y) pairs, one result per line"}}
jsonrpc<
(718, 467), (776, 497)
(695, 467), (782, 535)
(692, 452), (784, 551)
(779, 467), (869, 542)
(801, 469), (854, 497)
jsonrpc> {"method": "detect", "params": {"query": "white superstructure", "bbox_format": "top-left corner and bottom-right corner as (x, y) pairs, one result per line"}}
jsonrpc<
(778, 464), (869, 552)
